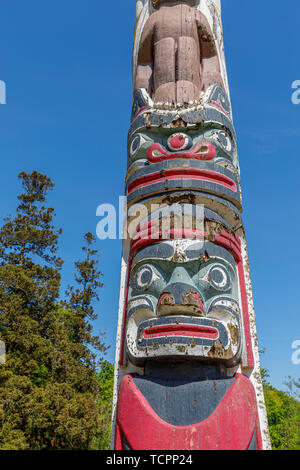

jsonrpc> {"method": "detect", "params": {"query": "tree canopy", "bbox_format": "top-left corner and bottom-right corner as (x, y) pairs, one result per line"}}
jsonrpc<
(0, 171), (109, 450)
(0, 171), (299, 450)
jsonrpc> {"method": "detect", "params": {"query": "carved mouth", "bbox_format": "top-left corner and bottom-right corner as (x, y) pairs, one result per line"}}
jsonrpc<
(136, 316), (228, 350)
(143, 323), (219, 340)
(126, 168), (237, 195)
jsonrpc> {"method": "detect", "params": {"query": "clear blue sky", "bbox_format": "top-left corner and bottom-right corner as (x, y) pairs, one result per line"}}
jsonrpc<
(0, 0), (299, 390)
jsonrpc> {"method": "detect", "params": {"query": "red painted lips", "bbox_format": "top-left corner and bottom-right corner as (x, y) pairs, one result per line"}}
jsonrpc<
(143, 324), (219, 340)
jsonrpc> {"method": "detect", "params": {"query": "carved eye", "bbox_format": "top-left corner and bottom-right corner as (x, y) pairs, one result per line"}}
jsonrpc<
(209, 265), (231, 291)
(134, 265), (157, 291)
(209, 130), (233, 155)
(217, 131), (232, 153)
(129, 134), (148, 159)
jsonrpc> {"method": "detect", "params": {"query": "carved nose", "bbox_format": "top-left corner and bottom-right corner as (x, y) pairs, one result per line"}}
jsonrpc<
(159, 293), (175, 307)
(157, 283), (204, 317)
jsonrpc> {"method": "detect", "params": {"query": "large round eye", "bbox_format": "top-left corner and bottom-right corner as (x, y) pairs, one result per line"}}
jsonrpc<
(129, 134), (148, 159)
(208, 130), (233, 157)
(133, 265), (156, 291)
(217, 131), (232, 153)
(209, 265), (231, 291)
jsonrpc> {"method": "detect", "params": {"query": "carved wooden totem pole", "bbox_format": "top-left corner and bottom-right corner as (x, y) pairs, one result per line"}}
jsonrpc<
(112, 0), (271, 450)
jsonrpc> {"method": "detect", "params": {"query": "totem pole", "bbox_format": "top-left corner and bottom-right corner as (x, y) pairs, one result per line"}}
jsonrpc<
(112, 0), (271, 450)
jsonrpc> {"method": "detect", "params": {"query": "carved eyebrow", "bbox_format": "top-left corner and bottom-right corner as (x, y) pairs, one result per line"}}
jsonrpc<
(185, 242), (206, 259)
(186, 241), (236, 268)
(133, 243), (174, 264)
(132, 240), (236, 269)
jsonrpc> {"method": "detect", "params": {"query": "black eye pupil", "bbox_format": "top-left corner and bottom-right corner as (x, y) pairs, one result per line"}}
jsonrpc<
(218, 133), (227, 147)
(131, 136), (140, 153)
(134, 266), (154, 291)
(212, 269), (223, 283)
(209, 265), (230, 291)
(141, 270), (151, 284)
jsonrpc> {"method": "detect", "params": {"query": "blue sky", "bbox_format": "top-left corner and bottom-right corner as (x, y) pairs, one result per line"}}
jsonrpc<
(0, 0), (299, 390)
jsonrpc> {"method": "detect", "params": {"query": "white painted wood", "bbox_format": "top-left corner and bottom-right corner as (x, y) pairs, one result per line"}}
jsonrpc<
(111, 0), (271, 450)
(238, 231), (272, 450)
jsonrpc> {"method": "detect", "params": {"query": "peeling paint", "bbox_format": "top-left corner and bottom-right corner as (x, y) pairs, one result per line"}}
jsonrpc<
(112, 0), (270, 451)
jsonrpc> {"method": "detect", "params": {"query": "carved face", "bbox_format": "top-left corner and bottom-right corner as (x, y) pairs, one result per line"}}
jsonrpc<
(126, 239), (243, 366)
(128, 86), (237, 170)
(128, 129), (236, 167)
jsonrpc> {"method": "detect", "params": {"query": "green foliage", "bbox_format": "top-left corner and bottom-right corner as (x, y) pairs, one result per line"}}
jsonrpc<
(98, 360), (114, 403)
(92, 361), (115, 450)
(262, 367), (300, 450)
(0, 172), (110, 450)
(264, 384), (300, 450)
(2, 172), (299, 451)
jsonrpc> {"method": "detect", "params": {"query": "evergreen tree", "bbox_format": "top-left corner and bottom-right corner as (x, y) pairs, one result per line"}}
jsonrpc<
(260, 348), (300, 451)
(264, 381), (300, 450)
(95, 360), (114, 450)
(0, 171), (108, 449)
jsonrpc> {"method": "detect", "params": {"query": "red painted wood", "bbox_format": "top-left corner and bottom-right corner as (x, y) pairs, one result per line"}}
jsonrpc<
(143, 323), (219, 340)
(127, 167), (237, 195)
(147, 141), (216, 163)
(209, 100), (228, 115)
(114, 423), (122, 450)
(116, 373), (258, 450)
(169, 134), (187, 150)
